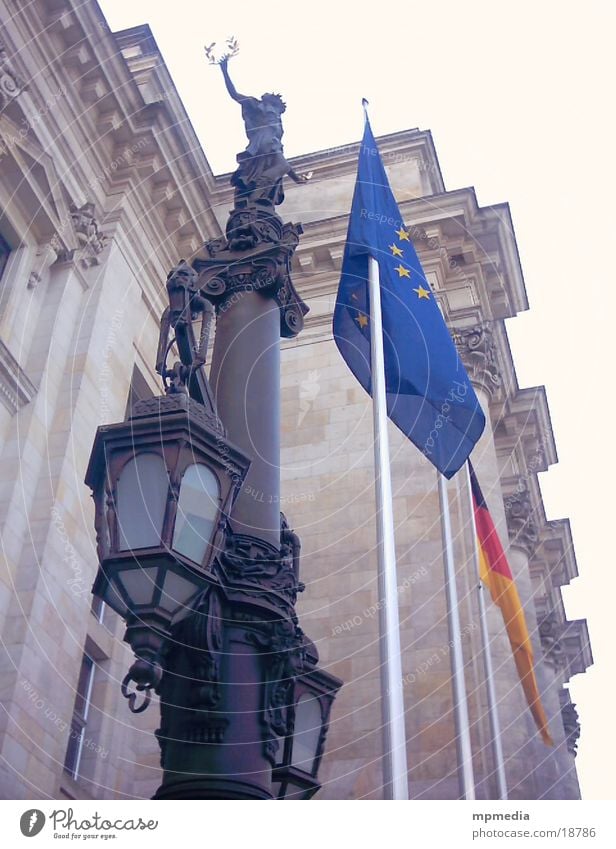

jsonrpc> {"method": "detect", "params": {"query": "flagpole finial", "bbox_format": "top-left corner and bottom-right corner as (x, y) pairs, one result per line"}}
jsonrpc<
(362, 98), (370, 125)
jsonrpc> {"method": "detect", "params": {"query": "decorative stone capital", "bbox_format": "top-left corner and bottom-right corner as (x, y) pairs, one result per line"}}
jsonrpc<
(504, 485), (539, 556)
(452, 322), (501, 398)
(538, 611), (567, 670)
(0, 39), (27, 108)
(559, 690), (580, 757)
(193, 206), (308, 338)
(65, 202), (109, 268)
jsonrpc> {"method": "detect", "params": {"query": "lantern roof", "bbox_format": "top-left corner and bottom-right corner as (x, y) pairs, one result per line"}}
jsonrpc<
(85, 392), (251, 492)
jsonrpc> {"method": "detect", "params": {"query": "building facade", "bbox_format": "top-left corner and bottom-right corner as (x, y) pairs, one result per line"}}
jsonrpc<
(0, 0), (591, 800)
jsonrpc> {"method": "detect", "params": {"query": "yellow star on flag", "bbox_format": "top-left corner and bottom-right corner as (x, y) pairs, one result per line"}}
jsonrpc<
(395, 227), (410, 241)
(413, 285), (430, 300)
(394, 264), (410, 278)
(355, 313), (369, 328)
(389, 243), (403, 257)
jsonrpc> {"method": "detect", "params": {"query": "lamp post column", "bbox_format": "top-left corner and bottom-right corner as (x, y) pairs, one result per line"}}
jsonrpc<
(209, 288), (281, 547)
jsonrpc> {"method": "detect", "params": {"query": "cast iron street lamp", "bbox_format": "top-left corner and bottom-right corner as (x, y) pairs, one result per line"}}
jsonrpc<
(85, 389), (250, 712)
(85, 48), (341, 799)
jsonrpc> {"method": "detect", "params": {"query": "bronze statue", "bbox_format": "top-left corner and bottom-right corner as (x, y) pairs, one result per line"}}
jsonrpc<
(206, 41), (310, 207)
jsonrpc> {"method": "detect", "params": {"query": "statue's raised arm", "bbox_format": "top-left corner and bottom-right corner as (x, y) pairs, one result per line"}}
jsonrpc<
(207, 42), (311, 208)
(220, 56), (250, 105)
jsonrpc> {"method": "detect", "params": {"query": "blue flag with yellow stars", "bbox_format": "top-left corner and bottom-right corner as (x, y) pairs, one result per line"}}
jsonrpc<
(333, 117), (485, 478)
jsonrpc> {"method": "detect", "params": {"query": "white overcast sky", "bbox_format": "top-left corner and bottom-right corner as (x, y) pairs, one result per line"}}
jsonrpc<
(99, 0), (615, 799)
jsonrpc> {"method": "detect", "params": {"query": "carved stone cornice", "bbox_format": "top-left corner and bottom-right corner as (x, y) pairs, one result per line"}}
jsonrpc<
(560, 618), (593, 679)
(530, 519), (579, 589)
(0, 38), (27, 109)
(0, 340), (37, 414)
(452, 322), (502, 398)
(504, 485), (539, 556)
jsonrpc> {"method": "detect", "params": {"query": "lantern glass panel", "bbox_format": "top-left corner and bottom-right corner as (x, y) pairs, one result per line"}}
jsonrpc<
(291, 694), (322, 774)
(118, 566), (159, 607)
(102, 577), (129, 619)
(172, 464), (220, 564)
(117, 454), (168, 550)
(160, 570), (202, 614)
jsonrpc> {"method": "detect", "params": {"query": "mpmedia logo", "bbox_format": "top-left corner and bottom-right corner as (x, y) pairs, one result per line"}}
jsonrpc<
(19, 809), (46, 837)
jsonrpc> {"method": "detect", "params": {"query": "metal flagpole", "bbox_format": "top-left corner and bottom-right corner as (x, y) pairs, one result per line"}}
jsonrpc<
(437, 472), (476, 800)
(464, 464), (508, 799)
(367, 252), (409, 801)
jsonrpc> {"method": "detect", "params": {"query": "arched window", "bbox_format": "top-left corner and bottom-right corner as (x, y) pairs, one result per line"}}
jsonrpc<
(172, 463), (220, 564)
(116, 453), (168, 550)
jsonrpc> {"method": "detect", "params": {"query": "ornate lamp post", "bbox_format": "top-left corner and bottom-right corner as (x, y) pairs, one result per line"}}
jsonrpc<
(85, 46), (341, 799)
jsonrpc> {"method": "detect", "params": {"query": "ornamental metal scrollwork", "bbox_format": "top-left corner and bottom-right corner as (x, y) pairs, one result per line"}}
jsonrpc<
(121, 657), (162, 714)
(218, 525), (304, 606)
(181, 586), (226, 712)
(247, 620), (306, 765)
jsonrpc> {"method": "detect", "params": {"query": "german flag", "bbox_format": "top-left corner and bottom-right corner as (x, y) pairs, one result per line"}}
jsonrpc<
(469, 460), (553, 745)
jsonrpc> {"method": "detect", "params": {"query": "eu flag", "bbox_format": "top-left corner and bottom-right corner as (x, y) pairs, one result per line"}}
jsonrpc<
(333, 117), (485, 478)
